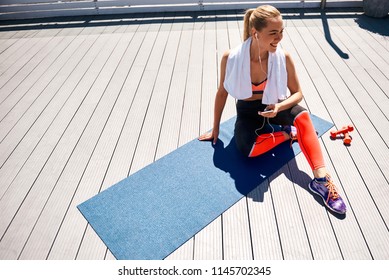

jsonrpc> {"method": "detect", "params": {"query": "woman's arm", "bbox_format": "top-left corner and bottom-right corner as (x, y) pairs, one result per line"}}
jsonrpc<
(199, 50), (230, 144)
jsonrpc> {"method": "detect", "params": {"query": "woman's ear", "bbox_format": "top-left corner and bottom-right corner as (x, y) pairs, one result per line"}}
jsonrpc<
(251, 28), (257, 39)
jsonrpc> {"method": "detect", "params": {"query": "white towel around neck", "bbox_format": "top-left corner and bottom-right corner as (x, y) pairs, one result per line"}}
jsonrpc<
(223, 37), (288, 104)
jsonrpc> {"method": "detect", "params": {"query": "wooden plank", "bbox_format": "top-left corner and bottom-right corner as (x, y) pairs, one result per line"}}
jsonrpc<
(74, 16), (168, 260)
(192, 217), (223, 260)
(290, 16), (389, 259)
(0, 32), (97, 198)
(0, 36), (26, 53)
(154, 14), (193, 160)
(47, 24), (141, 260)
(223, 198), (253, 260)
(0, 29), (59, 85)
(339, 17), (389, 65)
(0, 31), (40, 65)
(281, 24), (370, 259)
(187, 11), (232, 257)
(218, 10), (253, 261)
(331, 17), (389, 118)
(199, 12), (218, 149)
(247, 180), (283, 259)
(302, 16), (389, 227)
(178, 13), (204, 147)
(158, 13), (195, 261)
(194, 12), (223, 261)
(0, 29), (82, 135)
(226, 11), (242, 48)
(0, 27), (112, 259)
(289, 153), (344, 260)
(269, 165), (313, 259)
(0, 9), (387, 261)
(331, 17), (389, 86)
(352, 15), (389, 52)
(16, 31), (127, 260)
(215, 10), (235, 121)
(194, 15), (220, 261)
(164, 15), (205, 260)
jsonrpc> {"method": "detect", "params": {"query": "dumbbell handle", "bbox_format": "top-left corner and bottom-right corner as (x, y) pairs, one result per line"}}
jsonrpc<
(330, 125), (354, 138)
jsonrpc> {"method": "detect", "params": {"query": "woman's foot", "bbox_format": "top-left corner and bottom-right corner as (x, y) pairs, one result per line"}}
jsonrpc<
(309, 174), (347, 214)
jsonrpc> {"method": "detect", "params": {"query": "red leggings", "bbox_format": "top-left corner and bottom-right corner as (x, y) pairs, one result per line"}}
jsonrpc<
(235, 101), (325, 171)
(249, 112), (324, 170)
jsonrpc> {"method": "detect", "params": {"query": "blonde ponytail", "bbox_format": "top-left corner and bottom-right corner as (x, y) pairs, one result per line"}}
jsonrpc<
(243, 8), (255, 41)
(242, 5), (281, 41)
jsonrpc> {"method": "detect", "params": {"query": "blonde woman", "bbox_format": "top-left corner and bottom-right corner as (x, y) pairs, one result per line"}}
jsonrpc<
(199, 5), (346, 214)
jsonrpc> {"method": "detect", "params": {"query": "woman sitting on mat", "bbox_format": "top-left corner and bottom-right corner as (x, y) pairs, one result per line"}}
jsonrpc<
(198, 5), (346, 214)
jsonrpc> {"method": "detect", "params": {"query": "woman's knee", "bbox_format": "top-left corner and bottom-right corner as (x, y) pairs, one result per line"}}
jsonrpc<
(234, 135), (252, 157)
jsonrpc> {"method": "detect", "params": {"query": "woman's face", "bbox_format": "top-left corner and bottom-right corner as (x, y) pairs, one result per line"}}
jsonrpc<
(255, 16), (284, 52)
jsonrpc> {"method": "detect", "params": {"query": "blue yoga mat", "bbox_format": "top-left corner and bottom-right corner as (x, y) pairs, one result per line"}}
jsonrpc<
(78, 114), (332, 260)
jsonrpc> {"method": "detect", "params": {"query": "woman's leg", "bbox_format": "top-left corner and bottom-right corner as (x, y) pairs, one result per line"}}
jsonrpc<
(293, 111), (325, 171)
(235, 103), (346, 213)
(289, 109), (347, 214)
(234, 102), (289, 157)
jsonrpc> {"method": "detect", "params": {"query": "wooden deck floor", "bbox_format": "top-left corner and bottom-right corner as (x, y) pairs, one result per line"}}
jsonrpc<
(0, 8), (388, 260)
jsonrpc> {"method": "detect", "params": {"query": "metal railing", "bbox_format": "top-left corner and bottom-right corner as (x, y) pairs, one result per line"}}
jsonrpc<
(0, 0), (364, 20)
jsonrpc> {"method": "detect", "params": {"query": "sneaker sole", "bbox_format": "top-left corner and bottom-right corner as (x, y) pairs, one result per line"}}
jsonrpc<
(308, 183), (346, 215)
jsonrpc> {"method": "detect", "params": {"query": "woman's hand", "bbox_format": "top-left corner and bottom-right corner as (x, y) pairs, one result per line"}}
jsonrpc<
(258, 104), (279, 118)
(198, 128), (219, 145)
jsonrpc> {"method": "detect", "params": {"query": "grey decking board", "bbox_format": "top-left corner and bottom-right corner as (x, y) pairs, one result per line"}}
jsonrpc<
(193, 14), (223, 261)
(0, 9), (387, 260)
(301, 17), (389, 228)
(281, 28), (371, 260)
(164, 14), (203, 260)
(325, 17), (389, 115)
(289, 17), (389, 259)
(47, 28), (141, 260)
(222, 12), (255, 261)
(0, 33), (103, 196)
(6, 32), (124, 260)
(19, 33), (128, 259)
(247, 179), (283, 260)
(0, 35), (97, 200)
(281, 29), (346, 260)
(0, 29), (42, 65)
(154, 15), (193, 162)
(269, 164), (313, 260)
(223, 198), (253, 260)
(296, 16), (389, 180)
(75, 17), (168, 260)
(0, 28), (62, 85)
(0, 18), (122, 259)
(0, 31), (84, 138)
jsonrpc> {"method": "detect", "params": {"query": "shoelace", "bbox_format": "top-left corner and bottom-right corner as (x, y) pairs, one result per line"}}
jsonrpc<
(324, 174), (340, 202)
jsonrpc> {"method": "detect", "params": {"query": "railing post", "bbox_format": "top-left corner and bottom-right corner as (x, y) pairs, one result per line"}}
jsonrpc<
(94, 0), (99, 15)
(199, 0), (204, 11)
(320, 0), (327, 9)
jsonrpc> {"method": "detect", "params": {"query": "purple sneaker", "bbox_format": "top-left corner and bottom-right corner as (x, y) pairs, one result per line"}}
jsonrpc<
(309, 175), (347, 214)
